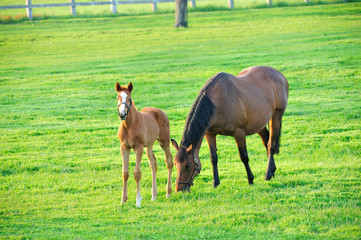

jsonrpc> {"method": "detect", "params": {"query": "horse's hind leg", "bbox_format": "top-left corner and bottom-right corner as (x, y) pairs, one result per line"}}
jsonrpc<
(158, 139), (173, 198)
(234, 129), (254, 184)
(146, 146), (158, 201)
(265, 109), (284, 180)
(258, 127), (269, 153)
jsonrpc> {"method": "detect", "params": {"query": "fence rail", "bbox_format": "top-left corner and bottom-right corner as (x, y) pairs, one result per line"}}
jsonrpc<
(0, 0), (348, 20)
(0, 0), (198, 19)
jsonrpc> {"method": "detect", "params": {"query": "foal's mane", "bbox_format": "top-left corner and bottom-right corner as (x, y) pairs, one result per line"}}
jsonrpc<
(180, 72), (226, 150)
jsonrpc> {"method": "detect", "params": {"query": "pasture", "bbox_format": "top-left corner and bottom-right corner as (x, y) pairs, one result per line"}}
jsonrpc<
(1, 2), (361, 239)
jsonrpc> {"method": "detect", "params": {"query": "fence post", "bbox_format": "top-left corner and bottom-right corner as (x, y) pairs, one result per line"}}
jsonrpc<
(70, 0), (76, 16)
(190, 0), (196, 7)
(26, 0), (33, 20)
(268, 0), (272, 7)
(152, 0), (158, 12)
(110, 0), (117, 14)
(228, 0), (234, 9)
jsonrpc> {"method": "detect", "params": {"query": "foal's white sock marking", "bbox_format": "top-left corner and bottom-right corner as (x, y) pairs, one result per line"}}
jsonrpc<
(136, 195), (142, 208)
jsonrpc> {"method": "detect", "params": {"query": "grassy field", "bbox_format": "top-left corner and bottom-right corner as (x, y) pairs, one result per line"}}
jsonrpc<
(1, 2), (361, 239)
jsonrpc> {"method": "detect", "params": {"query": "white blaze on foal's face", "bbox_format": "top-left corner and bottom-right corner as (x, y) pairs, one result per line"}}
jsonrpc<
(118, 91), (128, 120)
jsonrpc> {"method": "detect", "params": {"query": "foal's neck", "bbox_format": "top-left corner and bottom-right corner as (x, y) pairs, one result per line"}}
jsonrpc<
(122, 101), (139, 128)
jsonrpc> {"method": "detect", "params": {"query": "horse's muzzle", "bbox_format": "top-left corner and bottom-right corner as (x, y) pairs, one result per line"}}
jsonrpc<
(176, 183), (190, 193)
(119, 112), (127, 120)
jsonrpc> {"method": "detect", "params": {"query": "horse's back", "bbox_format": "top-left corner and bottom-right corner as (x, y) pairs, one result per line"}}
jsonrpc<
(140, 107), (171, 140)
(140, 107), (169, 125)
(206, 66), (288, 135)
(238, 66), (289, 109)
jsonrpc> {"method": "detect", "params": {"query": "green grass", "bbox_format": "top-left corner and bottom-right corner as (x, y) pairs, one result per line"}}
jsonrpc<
(1, 2), (361, 239)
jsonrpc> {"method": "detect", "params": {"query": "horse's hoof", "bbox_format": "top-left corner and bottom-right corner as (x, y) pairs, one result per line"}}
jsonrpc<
(213, 180), (220, 188)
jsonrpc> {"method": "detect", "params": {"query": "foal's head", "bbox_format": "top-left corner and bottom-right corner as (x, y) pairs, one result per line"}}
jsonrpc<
(171, 139), (201, 193)
(115, 82), (133, 120)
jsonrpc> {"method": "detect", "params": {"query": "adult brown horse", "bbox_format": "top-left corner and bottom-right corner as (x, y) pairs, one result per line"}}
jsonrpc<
(116, 82), (173, 207)
(171, 66), (289, 192)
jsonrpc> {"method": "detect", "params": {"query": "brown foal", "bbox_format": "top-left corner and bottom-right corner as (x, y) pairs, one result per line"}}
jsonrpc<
(116, 82), (173, 207)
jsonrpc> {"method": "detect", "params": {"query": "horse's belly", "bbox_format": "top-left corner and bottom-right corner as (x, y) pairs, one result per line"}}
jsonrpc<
(243, 108), (273, 135)
(143, 122), (160, 147)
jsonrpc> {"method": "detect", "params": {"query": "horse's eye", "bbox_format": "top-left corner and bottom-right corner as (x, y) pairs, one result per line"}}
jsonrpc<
(185, 164), (191, 169)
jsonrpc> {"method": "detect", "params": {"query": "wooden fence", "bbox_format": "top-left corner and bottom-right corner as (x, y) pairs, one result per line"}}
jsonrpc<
(0, 0), (347, 20)
(0, 0), (198, 20)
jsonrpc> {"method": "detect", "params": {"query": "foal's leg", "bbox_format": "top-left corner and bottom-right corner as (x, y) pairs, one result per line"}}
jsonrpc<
(265, 110), (284, 180)
(134, 145), (144, 207)
(120, 145), (130, 204)
(146, 146), (158, 201)
(205, 132), (220, 188)
(234, 129), (254, 184)
(158, 139), (173, 198)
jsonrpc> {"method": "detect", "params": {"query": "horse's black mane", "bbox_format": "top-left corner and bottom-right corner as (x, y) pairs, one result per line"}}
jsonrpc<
(180, 72), (226, 150)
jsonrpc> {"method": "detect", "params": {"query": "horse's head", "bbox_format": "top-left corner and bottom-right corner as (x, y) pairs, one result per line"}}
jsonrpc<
(171, 139), (201, 192)
(115, 82), (133, 121)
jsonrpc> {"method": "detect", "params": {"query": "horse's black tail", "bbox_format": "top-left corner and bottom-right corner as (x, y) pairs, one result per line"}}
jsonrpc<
(275, 121), (282, 155)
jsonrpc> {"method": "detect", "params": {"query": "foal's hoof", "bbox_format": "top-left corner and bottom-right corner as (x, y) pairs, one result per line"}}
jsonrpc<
(136, 196), (142, 208)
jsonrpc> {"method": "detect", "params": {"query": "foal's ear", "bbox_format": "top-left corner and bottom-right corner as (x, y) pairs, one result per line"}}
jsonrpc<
(171, 139), (180, 151)
(128, 82), (133, 92)
(115, 82), (121, 92)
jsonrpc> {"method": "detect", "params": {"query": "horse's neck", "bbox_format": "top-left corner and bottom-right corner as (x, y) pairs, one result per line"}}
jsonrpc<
(122, 102), (140, 128)
(193, 135), (204, 156)
(182, 135), (204, 157)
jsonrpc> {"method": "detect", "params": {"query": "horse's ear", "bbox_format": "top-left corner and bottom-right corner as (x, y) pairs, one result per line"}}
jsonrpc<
(128, 82), (133, 92)
(171, 139), (180, 151)
(115, 82), (121, 92)
(186, 145), (193, 153)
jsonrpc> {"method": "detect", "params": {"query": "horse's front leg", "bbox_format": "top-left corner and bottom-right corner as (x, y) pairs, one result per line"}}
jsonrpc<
(146, 146), (157, 201)
(134, 145), (144, 207)
(234, 129), (254, 185)
(120, 145), (130, 204)
(205, 132), (220, 188)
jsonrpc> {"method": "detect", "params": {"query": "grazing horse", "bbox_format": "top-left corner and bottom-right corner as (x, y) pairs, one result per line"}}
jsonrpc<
(116, 82), (173, 207)
(171, 66), (289, 192)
